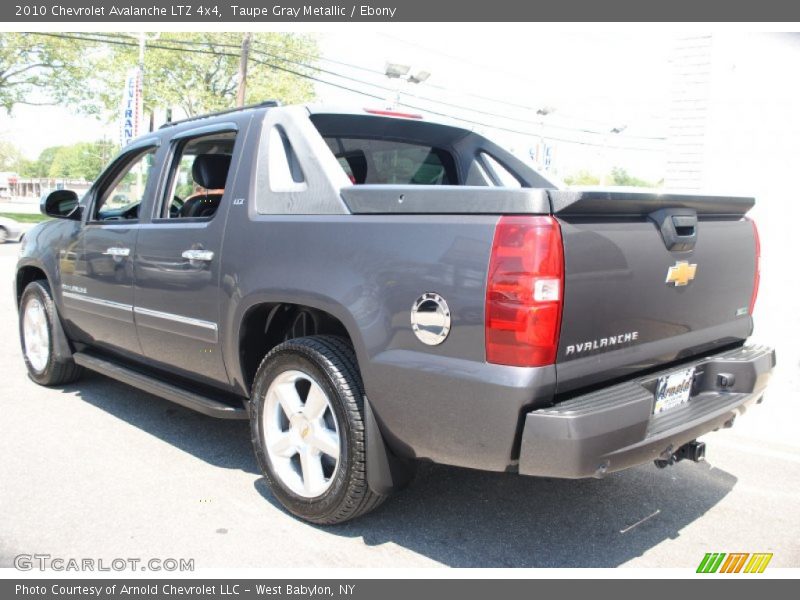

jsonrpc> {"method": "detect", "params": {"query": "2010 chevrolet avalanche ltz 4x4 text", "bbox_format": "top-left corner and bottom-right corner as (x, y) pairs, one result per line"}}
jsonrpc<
(15, 102), (776, 523)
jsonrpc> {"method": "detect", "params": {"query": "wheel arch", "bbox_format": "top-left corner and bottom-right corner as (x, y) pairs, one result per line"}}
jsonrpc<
(15, 262), (51, 307)
(232, 296), (363, 396)
(16, 262), (75, 364)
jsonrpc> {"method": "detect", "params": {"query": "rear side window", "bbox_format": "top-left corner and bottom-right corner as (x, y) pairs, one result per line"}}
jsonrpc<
(323, 137), (457, 185)
(268, 126), (306, 191)
(480, 152), (522, 188)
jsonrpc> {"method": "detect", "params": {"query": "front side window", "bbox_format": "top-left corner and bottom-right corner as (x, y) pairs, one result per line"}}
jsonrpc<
(159, 132), (236, 220)
(93, 148), (157, 221)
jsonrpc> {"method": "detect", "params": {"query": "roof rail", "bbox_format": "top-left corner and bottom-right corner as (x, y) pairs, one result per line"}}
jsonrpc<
(159, 99), (281, 129)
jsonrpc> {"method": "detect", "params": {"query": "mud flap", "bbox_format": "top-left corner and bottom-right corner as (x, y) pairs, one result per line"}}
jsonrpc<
(364, 397), (416, 495)
(51, 312), (75, 363)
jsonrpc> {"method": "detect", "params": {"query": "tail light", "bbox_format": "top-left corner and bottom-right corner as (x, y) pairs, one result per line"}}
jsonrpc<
(749, 218), (761, 316)
(485, 216), (564, 367)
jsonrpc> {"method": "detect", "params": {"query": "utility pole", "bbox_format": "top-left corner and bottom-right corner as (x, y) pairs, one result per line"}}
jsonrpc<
(237, 32), (252, 107)
(138, 32), (146, 68)
(138, 32), (157, 132)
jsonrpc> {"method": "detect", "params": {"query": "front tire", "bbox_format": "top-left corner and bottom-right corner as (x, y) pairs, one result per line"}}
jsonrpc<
(250, 336), (385, 524)
(19, 280), (82, 386)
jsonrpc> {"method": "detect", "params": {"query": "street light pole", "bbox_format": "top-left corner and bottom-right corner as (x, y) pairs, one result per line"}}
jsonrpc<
(601, 125), (627, 185)
(384, 63), (430, 110)
(534, 106), (556, 169)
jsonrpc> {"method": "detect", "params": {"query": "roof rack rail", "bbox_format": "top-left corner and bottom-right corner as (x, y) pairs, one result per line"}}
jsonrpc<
(159, 99), (281, 129)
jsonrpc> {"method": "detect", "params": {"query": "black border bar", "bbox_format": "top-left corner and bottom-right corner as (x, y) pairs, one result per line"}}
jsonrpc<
(6, 0), (800, 22)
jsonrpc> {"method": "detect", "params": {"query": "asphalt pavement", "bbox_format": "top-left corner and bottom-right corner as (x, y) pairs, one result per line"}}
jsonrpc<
(0, 233), (798, 570)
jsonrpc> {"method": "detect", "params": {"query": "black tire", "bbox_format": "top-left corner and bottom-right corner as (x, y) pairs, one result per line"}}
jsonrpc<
(18, 280), (83, 386)
(250, 335), (386, 524)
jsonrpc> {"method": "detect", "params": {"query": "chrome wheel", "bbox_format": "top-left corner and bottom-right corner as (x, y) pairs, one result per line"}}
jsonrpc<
(22, 297), (50, 373)
(262, 369), (341, 498)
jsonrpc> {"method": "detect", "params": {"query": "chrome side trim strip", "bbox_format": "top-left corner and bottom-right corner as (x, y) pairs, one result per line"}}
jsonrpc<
(62, 292), (133, 312)
(133, 306), (218, 332)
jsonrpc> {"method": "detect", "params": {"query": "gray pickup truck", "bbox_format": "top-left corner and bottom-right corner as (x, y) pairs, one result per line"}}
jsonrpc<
(15, 103), (775, 524)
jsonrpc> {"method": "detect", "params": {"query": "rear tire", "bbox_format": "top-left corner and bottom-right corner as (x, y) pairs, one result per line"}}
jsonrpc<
(250, 335), (386, 524)
(19, 280), (82, 386)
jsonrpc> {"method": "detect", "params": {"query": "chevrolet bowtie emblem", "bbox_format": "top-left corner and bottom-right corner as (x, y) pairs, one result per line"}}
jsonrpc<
(666, 261), (697, 286)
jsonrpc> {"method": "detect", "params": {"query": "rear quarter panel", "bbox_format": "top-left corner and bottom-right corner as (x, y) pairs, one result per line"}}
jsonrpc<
(220, 209), (556, 470)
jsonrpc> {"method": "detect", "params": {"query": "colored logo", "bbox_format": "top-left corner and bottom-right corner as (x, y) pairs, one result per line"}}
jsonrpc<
(696, 552), (773, 573)
(666, 261), (697, 287)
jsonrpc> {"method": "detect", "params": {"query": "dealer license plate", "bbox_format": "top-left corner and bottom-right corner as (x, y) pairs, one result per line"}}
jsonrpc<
(654, 367), (695, 414)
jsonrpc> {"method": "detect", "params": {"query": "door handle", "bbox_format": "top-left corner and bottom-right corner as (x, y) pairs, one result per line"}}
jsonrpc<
(103, 247), (130, 257)
(181, 249), (214, 262)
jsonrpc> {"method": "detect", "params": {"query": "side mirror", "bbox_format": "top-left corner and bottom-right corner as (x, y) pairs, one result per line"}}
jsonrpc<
(41, 190), (82, 220)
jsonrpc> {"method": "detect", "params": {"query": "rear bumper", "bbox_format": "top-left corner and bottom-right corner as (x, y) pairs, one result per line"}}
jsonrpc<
(1, 224), (23, 241)
(519, 344), (776, 478)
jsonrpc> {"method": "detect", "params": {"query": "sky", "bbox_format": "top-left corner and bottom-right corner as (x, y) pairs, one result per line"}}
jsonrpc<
(0, 28), (673, 180)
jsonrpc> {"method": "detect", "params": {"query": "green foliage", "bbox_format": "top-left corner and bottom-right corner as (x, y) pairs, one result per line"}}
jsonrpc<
(46, 140), (118, 180)
(0, 33), (102, 114)
(563, 167), (660, 188)
(0, 140), (23, 171)
(0, 212), (48, 223)
(0, 139), (116, 180)
(26, 146), (63, 178)
(562, 170), (600, 186)
(1, 32), (318, 119)
(609, 166), (658, 188)
(97, 32), (318, 117)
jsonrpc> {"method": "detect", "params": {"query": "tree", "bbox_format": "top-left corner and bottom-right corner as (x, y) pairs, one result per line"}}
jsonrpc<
(97, 32), (318, 118)
(28, 146), (64, 178)
(0, 140), (23, 171)
(2, 32), (318, 120)
(609, 166), (657, 188)
(563, 170), (600, 186)
(46, 140), (118, 180)
(0, 33), (101, 114)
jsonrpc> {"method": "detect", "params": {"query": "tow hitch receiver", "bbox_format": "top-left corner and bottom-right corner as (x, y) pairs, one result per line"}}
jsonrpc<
(655, 440), (706, 469)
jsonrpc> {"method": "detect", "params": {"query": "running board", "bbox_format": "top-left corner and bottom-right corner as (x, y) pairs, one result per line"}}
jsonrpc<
(73, 352), (248, 420)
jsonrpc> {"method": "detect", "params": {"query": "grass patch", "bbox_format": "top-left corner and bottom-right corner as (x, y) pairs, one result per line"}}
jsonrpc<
(0, 212), (49, 224)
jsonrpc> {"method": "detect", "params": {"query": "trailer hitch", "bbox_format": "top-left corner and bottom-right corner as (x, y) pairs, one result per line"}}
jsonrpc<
(655, 440), (706, 469)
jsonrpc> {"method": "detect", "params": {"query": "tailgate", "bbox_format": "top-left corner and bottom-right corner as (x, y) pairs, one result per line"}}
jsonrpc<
(550, 190), (758, 395)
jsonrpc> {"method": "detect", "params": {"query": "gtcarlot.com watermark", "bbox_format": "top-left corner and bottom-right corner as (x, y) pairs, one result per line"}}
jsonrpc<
(14, 554), (194, 572)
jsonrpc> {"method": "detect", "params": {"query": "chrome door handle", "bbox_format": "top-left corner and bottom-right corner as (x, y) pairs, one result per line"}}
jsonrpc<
(181, 249), (214, 262)
(103, 247), (130, 257)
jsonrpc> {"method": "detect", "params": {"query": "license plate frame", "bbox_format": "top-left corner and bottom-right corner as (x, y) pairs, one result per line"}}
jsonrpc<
(653, 367), (696, 415)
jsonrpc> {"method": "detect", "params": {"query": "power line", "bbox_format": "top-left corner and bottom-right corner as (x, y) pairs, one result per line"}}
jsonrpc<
(88, 31), (665, 141)
(25, 32), (665, 152)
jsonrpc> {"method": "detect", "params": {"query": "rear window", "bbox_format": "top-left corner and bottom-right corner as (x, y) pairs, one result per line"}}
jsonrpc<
(323, 137), (457, 185)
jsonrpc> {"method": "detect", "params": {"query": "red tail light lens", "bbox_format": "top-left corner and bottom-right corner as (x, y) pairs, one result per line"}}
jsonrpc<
(485, 216), (564, 367)
(749, 218), (761, 316)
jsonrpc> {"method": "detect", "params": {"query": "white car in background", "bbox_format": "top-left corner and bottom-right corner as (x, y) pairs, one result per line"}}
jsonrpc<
(0, 216), (24, 244)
